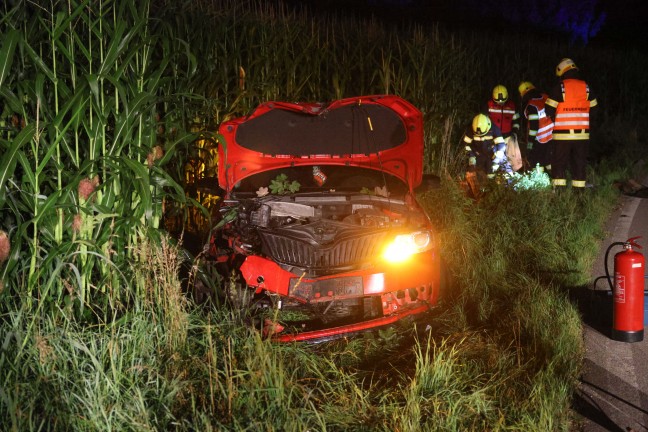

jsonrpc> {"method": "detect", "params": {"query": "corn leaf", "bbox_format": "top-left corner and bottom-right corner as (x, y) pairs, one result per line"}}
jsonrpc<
(0, 123), (36, 208)
(17, 152), (36, 190)
(0, 29), (20, 91)
(0, 87), (22, 113)
(21, 41), (56, 83)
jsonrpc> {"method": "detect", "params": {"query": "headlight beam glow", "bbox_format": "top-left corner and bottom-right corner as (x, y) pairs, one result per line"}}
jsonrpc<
(382, 231), (432, 263)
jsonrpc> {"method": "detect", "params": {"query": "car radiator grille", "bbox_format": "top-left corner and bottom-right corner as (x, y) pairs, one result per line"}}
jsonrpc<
(259, 230), (389, 269)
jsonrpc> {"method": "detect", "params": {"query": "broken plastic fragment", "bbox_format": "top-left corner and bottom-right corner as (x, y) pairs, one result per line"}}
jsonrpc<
(313, 166), (327, 186)
(256, 186), (269, 197)
(263, 318), (285, 338)
(374, 185), (390, 197)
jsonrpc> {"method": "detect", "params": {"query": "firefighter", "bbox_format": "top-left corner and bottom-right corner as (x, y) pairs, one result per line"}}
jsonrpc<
(518, 81), (554, 173)
(487, 84), (522, 171)
(462, 113), (512, 180)
(545, 58), (598, 190)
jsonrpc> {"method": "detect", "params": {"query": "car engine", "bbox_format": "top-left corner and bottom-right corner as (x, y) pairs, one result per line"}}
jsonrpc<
(217, 194), (425, 277)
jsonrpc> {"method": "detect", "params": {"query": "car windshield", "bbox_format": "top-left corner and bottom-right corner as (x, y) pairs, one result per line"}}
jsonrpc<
(231, 165), (408, 198)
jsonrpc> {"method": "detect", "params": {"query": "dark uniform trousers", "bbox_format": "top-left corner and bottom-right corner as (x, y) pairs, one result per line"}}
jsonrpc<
(552, 130), (588, 187)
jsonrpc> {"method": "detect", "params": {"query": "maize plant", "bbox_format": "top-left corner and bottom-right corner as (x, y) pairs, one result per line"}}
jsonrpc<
(0, 0), (197, 316)
(1, 0), (643, 318)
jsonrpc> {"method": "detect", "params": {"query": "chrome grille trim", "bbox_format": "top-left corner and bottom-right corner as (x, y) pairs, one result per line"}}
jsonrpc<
(259, 230), (389, 269)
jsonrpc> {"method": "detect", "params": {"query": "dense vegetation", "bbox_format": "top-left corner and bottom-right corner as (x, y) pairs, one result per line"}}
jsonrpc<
(1, 0), (646, 430)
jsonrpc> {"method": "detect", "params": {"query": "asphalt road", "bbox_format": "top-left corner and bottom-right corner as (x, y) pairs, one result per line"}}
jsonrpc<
(573, 171), (648, 432)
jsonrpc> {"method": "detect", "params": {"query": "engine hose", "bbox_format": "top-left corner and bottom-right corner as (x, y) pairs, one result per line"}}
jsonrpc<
(604, 241), (627, 292)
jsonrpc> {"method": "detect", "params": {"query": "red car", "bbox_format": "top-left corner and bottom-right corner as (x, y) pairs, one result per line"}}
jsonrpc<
(208, 95), (443, 342)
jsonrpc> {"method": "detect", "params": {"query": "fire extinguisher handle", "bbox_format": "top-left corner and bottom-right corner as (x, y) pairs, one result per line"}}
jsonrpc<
(626, 236), (642, 249)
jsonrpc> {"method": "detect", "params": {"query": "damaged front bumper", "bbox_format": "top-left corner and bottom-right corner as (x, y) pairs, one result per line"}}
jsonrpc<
(239, 251), (441, 343)
(272, 303), (433, 343)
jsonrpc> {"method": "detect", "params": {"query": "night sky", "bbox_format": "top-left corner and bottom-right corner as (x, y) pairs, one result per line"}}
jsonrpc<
(284, 0), (648, 51)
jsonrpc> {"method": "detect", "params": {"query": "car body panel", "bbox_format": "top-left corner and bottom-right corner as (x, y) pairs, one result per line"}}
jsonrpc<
(209, 95), (440, 343)
(217, 95), (424, 194)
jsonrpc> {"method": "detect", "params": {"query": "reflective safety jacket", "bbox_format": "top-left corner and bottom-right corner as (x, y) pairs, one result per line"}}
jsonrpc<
(487, 99), (520, 136)
(462, 123), (512, 175)
(524, 93), (554, 144)
(546, 79), (598, 140)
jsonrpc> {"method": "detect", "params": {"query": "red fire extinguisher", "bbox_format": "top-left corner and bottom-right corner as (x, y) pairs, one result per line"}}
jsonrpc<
(610, 237), (645, 342)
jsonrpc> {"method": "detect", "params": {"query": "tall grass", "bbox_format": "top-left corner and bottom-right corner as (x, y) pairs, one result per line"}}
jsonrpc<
(0, 235), (188, 431)
(1, 0), (646, 430)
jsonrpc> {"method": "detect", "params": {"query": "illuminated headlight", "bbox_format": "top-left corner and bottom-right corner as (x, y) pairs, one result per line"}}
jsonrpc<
(382, 230), (433, 263)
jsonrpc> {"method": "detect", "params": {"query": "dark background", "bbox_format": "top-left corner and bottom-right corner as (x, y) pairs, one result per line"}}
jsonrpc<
(283, 0), (648, 51)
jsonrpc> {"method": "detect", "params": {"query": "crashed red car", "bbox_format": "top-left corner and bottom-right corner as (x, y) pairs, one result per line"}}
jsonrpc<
(207, 95), (443, 342)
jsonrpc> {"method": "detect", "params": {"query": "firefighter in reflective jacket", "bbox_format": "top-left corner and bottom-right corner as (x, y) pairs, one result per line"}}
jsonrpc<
(488, 85), (522, 171)
(518, 81), (554, 172)
(545, 58), (598, 189)
(462, 114), (512, 178)
(487, 85), (520, 138)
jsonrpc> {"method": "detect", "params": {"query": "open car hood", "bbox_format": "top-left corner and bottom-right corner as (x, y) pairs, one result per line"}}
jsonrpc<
(217, 95), (424, 193)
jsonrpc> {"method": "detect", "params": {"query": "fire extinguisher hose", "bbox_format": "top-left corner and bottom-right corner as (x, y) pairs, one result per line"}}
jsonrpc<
(604, 241), (627, 292)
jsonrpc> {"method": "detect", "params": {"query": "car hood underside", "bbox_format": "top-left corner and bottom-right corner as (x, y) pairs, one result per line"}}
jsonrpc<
(217, 95), (425, 193)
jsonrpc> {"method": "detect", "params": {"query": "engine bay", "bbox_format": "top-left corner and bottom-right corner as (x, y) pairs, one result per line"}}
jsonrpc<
(205, 96), (440, 342)
(216, 193), (428, 270)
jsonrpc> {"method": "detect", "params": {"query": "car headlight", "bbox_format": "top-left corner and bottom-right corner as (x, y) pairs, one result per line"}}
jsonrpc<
(382, 230), (433, 263)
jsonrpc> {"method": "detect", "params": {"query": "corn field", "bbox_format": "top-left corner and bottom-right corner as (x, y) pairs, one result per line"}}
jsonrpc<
(0, 0), (202, 316)
(0, 0), (647, 430)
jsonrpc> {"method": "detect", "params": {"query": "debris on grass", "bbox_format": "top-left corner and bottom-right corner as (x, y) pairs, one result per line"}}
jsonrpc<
(508, 166), (552, 191)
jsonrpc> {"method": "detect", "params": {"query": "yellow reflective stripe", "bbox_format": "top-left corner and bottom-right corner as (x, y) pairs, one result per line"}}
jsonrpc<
(545, 98), (559, 108)
(553, 132), (589, 140)
(552, 178), (567, 186)
(529, 130), (538, 136)
(494, 136), (505, 145)
(465, 146), (472, 152)
(463, 136), (473, 144)
(572, 180), (587, 188)
(528, 114), (540, 120)
(590, 98), (598, 107)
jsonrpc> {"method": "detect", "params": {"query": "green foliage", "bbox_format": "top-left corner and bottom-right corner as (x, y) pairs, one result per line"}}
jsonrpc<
(414, 177), (621, 428)
(268, 173), (300, 195)
(0, 0), (645, 430)
(0, 0), (196, 314)
(2, 175), (622, 431)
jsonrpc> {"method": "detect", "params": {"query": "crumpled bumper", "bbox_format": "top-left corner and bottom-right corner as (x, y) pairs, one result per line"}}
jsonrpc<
(272, 303), (433, 343)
